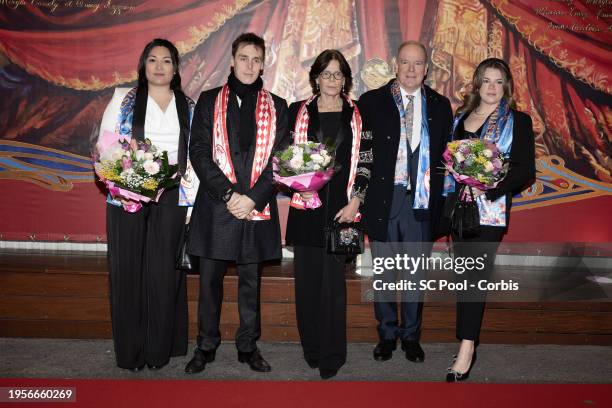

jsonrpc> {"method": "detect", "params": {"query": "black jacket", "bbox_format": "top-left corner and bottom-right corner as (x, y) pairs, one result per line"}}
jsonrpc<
(188, 86), (288, 263)
(453, 109), (536, 229)
(357, 81), (453, 242)
(284, 97), (366, 247)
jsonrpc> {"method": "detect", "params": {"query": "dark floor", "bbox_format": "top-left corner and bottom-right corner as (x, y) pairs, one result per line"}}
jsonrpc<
(1, 338), (611, 383)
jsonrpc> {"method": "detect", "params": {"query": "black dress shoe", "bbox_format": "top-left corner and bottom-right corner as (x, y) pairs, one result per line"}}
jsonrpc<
(184, 348), (216, 374)
(446, 351), (477, 383)
(306, 358), (319, 369)
(319, 368), (338, 380)
(373, 339), (396, 361)
(238, 349), (271, 372)
(401, 340), (425, 363)
(127, 364), (145, 372)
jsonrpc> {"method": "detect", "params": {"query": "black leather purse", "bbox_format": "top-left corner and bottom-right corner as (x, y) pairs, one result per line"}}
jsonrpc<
(326, 221), (365, 255)
(176, 223), (198, 271)
(450, 185), (481, 239)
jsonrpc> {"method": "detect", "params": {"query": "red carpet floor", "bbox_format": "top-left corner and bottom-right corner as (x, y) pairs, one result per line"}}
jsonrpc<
(0, 379), (610, 407)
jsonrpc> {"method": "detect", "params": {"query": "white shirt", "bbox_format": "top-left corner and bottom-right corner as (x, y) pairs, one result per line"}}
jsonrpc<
(400, 86), (422, 151)
(144, 94), (180, 164)
(98, 88), (181, 164)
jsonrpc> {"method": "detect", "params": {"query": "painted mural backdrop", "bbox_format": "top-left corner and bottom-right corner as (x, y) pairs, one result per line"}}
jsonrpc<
(0, 0), (610, 243)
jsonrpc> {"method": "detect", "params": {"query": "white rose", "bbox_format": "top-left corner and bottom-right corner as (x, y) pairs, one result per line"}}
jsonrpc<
(313, 164), (321, 170)
(484, 161), (494, 172)
(320, 149), (328, 156)
(323, 155), (331, 166)
(144, 152), (154, 161)
(454, 152), (465, 162)
(482, 149), (493, 158)
(289, 155), (304, 170)
(135, 150), (145, 161)
(109, 147), (125, 162)
(310, 153), (323, 164)
(143, 160), (160, 175)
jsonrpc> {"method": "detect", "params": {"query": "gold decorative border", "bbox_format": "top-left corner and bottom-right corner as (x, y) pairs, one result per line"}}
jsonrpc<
(487, 0), (611, 94)
(0, 0), (254, 91)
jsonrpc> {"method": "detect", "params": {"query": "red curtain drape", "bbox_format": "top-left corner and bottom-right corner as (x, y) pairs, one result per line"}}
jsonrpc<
(0, 0), (258, 90)
(489, 0), (612, 94)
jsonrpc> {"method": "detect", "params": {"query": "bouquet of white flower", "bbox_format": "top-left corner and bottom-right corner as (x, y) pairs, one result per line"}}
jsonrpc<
(93, 130), (178, 212)
(273, 141), (337, 209)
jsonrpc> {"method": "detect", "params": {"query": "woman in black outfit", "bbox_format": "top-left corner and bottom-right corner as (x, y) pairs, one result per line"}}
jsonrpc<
(98, 39), (194, 371)
(445, 58), (535, 382)
(284, 50), (371, 379)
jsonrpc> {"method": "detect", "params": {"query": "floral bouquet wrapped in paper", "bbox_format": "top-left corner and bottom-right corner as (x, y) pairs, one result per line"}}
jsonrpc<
(93, 130), (178, 212)
(443, 138), (508, 191)
(273, 141), (336, 209)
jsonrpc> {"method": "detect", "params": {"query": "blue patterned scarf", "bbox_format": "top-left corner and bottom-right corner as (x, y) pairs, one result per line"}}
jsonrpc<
(443, 99), (514, 226)
(390, 80), (431, 210)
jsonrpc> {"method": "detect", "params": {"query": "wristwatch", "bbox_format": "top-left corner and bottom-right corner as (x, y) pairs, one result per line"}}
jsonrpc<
(221, 187), (234, 203)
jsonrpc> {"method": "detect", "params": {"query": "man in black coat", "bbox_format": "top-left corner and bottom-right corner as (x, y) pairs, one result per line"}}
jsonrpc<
(357, 41), (453, 363)
(185, 33), (288, 374)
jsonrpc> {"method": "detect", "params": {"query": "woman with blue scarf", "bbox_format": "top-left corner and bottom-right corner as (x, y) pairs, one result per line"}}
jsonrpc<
(97, 39), (195, 372)
(444, 58), (535, 382)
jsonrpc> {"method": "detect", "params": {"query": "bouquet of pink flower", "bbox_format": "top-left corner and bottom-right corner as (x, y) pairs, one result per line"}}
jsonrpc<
(443, 138), (508, 190)
(93, 130), (178, 212)
(273, 141), (336, 209)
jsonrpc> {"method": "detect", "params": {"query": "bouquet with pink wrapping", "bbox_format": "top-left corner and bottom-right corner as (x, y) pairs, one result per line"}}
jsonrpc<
(273, 141), (336, 209)
(443, 138), (508, 191)
(93, 130), (178, 212)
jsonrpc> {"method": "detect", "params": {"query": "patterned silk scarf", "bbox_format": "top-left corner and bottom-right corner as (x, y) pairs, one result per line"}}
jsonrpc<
(390, 80), (431, 209)
(443, 99), (514, 226)
(289, 94), (362, 221)
(212, 84), (277, 221)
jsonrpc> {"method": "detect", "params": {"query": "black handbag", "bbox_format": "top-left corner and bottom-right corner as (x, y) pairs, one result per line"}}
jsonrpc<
(450, 185), (481, 239)
(176, 223), (198, 271)
(326, 221), (365, 255)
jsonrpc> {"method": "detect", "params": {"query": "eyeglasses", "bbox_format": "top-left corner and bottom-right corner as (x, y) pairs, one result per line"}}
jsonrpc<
(319, 71), (344, 80)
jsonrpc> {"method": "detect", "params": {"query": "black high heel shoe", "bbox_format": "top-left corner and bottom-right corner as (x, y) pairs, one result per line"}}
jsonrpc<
(445, 351), (477, 383)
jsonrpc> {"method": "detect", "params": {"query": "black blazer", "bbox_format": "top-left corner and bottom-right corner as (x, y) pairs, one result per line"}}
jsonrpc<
(357, 81), (453, 242)
(453, 109), (536, 228)
(188, 86), (288, 263)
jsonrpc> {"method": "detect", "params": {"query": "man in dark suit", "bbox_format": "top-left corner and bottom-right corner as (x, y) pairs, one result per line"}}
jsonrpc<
(185, 33), (288, 374)
(357, 41), (452, 363)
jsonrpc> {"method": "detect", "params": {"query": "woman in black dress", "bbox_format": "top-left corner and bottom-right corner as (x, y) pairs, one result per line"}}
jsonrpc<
(445, 58), (535, 382)
(285, 50), (371, 379)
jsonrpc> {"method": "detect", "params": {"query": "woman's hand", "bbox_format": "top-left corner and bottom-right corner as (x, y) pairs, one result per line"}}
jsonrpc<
(461, 186), (485, 201)
(299, 191), (315, 202)
(335, 197), (361, 223)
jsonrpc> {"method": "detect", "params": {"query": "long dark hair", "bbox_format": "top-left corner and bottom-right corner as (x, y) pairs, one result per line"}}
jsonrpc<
(309, 49), (353, 95)
(457, 58), (515, 114)
(132, 38), (183, 141)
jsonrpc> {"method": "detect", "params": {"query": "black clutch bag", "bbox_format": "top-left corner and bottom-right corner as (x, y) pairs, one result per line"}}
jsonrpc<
(176, 223), (198, 271)
(450, 185), (481, 239)
(326, 221), (365, 255)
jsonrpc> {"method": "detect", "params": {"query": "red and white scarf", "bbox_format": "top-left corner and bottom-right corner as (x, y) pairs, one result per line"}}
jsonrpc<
(213, 84), (276, 220)
(290, 94), (362, 222)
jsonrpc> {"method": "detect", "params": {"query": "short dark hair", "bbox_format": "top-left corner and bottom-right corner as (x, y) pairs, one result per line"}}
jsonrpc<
(309, 49), (353, 95)
(231, 32), (266, 61)
(137, 38), (181, 91)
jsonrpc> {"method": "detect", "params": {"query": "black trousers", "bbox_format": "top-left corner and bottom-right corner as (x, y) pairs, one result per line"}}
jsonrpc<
(106, 187), (188, 369)
(294, 246), (347, 371)
(452, 226), (505, 342)
(372, 187), (430, 341)
(196, 259), (261, 353)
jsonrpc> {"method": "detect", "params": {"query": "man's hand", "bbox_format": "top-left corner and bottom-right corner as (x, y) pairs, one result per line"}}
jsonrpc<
(335, 197), (361, 223)
(227, 194), (256, 219)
